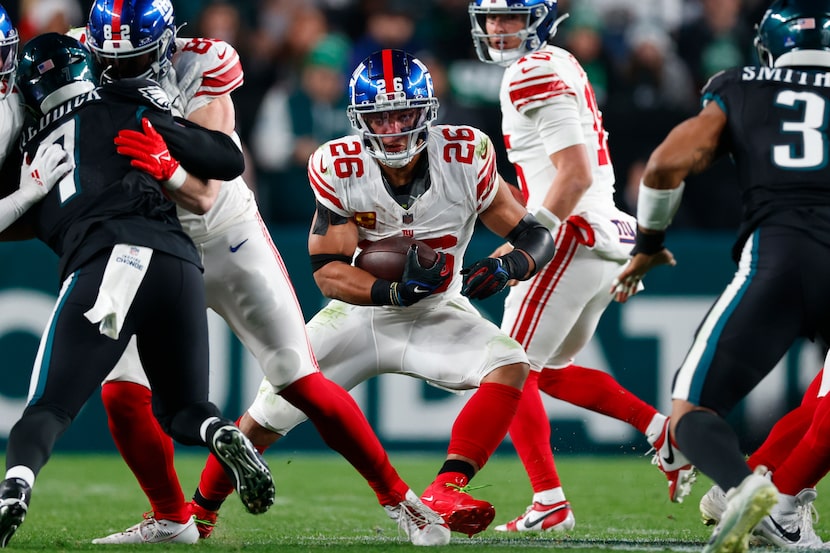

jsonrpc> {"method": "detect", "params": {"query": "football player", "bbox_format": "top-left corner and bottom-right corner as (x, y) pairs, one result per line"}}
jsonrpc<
(467, 0), (694, 532)
(188, 48), (556, 538)
(0, 32), (274, 548)
(84, 0), (450, 546)
(615, 0), (830, 550)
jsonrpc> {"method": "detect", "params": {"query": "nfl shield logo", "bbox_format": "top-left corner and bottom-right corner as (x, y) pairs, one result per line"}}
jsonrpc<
(402, 213), (413, 224)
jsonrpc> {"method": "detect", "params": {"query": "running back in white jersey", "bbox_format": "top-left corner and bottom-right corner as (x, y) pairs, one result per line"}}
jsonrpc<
(308, 125), (499, 298)
(501, 45), (616, 214)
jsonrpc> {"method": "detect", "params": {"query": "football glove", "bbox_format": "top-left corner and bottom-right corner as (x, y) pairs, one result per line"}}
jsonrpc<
(461, 257), (510, 300)
(114, 117), (187, 190)
(393, 245), (449, 306)
(19, 143), (74, 204)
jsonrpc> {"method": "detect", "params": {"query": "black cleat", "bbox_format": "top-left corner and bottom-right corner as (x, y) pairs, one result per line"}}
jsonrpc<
(0, 478), (31, 548)
(208, 423), (275, 514)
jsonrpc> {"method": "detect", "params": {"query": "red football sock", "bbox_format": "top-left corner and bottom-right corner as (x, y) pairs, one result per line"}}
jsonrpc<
(508, 371), (560, 492)
(449, 382), (522, 470)
(101, 381), (188, 523)
(772, 392), (830, 494)
(749, 370), (823, 472)
(538, 364), (657, 434)
(280, 373), (409, 506)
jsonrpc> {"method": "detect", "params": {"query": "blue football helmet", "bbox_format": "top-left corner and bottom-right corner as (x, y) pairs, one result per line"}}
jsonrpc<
(0, 3), (18, 99)
(755, 0), (830, 68)
(86, 0), (177, 81)
(347, 49), (439, 168)
(469, 0), (563, 66)
(17, 33), (97, 115)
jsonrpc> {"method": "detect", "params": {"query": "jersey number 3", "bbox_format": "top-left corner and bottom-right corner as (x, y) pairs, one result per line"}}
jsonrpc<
(774, 90), (827, 170)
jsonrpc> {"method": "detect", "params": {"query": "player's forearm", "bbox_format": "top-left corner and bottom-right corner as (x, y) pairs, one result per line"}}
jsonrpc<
(167, 175), (221, 215)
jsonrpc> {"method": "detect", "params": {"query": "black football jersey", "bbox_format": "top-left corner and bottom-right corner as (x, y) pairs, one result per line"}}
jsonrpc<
(704, 66), (830, 260)
(19, 78), (243, 279)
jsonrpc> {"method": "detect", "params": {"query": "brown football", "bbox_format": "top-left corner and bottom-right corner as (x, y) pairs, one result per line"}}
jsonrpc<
(354, 236), (438, 281)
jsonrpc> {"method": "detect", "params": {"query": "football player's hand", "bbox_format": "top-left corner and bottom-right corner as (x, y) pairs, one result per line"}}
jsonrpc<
(19, 143), (74, 203)
(611, 249), (675, 303)
(394, 245), (449, 306)
(114, 117), (186, 189)
(461, 257), (510, 299)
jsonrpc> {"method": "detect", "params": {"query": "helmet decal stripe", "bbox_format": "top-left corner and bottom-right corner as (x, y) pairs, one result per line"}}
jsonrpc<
(111, 0), (124, 39)
(381, 49), (394, 96)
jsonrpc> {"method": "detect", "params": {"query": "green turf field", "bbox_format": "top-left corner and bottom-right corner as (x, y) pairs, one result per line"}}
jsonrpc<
(3, 451), (824, 551)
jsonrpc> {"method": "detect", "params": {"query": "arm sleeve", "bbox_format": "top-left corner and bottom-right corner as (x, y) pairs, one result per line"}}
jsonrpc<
(147, 113), (244, 181)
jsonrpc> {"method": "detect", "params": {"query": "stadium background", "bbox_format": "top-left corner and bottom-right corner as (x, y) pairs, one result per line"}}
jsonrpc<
(0, 0), (819, 457)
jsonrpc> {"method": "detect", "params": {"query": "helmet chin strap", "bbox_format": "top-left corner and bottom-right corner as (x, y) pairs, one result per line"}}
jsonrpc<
(41, 81), (96, 113)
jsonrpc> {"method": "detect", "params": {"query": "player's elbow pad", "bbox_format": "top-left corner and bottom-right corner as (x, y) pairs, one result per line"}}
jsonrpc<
(505, 213), (555, 279)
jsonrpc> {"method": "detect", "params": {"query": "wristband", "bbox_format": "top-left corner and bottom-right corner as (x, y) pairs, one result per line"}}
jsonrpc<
(630, 230), (666, 256)
(163, 166), (187, 191)
(370, 279), (399, 306)
(636, 180), (685, 231)
(532, 206), (562, 234)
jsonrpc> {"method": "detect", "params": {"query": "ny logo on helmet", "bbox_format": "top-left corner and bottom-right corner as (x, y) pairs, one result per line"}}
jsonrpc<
(152, 0), (175, 25)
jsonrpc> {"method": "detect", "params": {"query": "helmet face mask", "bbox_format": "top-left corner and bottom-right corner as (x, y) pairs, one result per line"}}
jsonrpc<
(754, 0), (830, 68)
(0, 4), (18, 99)
(347, 49), (439, 168)
(469, 0), (559, 66)
(86, 0), (177, 81)
(18, 33), (97, 115)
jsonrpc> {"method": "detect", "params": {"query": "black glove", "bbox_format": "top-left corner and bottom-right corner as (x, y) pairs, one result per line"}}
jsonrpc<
(392, 245), (449, 306)
(461, 257), (510, 299)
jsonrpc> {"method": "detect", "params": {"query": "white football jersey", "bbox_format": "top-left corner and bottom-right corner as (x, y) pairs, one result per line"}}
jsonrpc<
(162, 37), (252, 241)
(308, 125), (499, 298)
(500, 45), (616, 214)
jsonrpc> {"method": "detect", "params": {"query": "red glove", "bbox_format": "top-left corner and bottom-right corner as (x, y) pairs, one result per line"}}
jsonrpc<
(114, 117), (186, 190)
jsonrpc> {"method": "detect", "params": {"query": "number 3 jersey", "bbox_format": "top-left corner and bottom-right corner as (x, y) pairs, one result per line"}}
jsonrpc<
(704, 66), (830, 260)
(308, 125), (499, 298)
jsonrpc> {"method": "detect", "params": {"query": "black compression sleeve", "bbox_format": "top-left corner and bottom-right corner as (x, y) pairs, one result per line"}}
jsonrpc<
(148, 114), (245, 181)
(505, 213), (556, 278)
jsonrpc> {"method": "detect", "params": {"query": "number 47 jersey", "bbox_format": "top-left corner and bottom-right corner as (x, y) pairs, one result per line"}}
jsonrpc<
(703, 66), (830, 260)
(308, 125), (500, 299)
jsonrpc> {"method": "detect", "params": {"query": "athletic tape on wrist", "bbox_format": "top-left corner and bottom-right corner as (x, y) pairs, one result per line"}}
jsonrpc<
(163, 166), (187, 191)
(636, 180), (685, 231)
(532, 206), (561, 234)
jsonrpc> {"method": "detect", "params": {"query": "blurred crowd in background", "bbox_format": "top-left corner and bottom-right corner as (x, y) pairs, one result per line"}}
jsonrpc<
(7, 0), (769, 231)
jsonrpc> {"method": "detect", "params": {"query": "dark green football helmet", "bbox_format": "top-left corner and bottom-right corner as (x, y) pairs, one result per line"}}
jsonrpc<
(755, 0), (830, 67)
(17, 32), (97, 115)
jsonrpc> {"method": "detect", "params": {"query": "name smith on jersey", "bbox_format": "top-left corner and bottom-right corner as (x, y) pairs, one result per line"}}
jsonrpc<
(741, 66), (830, 87)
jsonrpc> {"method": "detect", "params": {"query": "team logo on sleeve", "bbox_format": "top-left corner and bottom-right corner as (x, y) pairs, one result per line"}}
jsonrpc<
(138, 85), (172, 111)
(354, 212), (377, 229)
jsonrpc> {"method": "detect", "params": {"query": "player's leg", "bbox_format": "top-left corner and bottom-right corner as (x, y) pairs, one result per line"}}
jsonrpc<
(673, 229), (818, 553)
(136, 253), (274, 516)
(396, 298), (527, 536)
(2, 262), (138, 546)
(196, 226), (449, 544)
(99, 339), (192, 529)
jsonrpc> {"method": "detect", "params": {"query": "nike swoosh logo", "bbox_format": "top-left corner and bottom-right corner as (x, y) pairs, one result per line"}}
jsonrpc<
(525, 505), (567, 528)
(422, 496), (434, 502)
(520, 66), (534, 74)
(769, 517), (801, 543)
(229, 239), (249, 253)
(662, 443), (675, 465)
(413, 286), (431, 294)
(217, 48), (228, 60)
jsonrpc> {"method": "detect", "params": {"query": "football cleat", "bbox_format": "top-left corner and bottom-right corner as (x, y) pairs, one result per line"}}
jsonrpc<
(91, 513), (198, 544)
(207, 422), (275, 515)
(494, 500), (575, 533)
(186, 500), (218, 539)
(420, 476), (495, 537)
(753, 488), (824, 549)
(384, 489), (451, 546)
(703, 467), (778, 553)
(648, 417), (697, 502)
(701, 485), (727, 526)
(0, 478), (30, 548)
